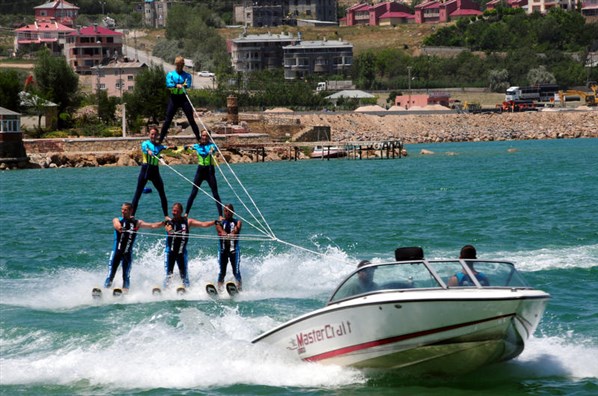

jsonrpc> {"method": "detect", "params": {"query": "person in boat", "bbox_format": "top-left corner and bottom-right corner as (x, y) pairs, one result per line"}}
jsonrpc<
(159, 55), (201, 144)
(215, 203), (242, 290)
(163, 202), (217, 288)
(183, 129), (223, 218)
(448, 245), (490, 286)
(131, 126), (176, 220)
(335, 260), (379, 299)
(104, 202), (164, 292)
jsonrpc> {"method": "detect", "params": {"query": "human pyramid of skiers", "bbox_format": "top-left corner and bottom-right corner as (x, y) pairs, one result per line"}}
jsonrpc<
(103, 56), (242, 295)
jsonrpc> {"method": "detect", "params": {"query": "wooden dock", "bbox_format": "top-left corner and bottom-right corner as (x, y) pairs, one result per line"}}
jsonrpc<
(219, 140), (405, 162)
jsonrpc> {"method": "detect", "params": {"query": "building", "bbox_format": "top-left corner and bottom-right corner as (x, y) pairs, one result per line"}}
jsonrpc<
(34, 0), (79, 28)
(143, 0), (172, 28)
(0, 107), (29, 169)
(343, 1), (414, 26)
(233, 0), (337, 27)
(229, 31), (296, 73)
(91, 61), (148, 97)
(394, 91), (451, 108)
(64, 24), (123, 75)
(414, 0), (481, 24)
(14, 19), (75, 56)
(283, 39), (353, 79)
(526, 0), (576, 13)
(485, 0), (528, 11)
(582, 0), (598, 16)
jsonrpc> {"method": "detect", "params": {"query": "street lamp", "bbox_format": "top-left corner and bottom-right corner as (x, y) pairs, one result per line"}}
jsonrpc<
(100, 1), (106, 15)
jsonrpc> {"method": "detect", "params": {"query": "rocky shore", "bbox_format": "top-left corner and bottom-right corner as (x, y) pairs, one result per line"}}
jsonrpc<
(4, 109), (597, 170)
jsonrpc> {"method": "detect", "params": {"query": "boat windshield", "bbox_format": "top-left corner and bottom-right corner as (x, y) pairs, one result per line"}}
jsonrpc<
(328, 260), (531, 303)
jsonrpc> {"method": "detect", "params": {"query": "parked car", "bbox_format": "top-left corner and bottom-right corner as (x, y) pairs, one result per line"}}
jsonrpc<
(197, 71), (215, 77)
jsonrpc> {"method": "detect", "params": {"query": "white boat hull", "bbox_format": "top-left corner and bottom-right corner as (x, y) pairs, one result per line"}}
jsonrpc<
(253, 289), (549, 375)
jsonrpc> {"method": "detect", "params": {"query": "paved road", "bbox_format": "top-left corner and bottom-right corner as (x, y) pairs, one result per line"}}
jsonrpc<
(122, 44), (214, 90)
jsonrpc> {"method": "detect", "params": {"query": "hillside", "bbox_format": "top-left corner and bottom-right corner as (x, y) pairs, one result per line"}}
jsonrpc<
(138, 22), (441, 58)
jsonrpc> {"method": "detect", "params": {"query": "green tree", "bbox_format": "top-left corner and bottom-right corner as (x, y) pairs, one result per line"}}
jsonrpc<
(488, 69), (510, 92)
(527, 65), (556, 85)
(0, 69), (24, 111)
(33, 49), (79, 128)
(124, 64), (168, 126)
(97, 90), (118, 124)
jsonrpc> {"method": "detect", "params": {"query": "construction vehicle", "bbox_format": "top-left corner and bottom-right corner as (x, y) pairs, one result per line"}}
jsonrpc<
(498, 100), (538, 112)
(557, 82), (597, 107)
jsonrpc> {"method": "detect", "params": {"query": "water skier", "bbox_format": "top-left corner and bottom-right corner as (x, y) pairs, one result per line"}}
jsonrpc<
(104, 202), (164, 292)
(184, 129), (223, 218)
(159, 55), (201, 143)
(163, 202), (217, 288)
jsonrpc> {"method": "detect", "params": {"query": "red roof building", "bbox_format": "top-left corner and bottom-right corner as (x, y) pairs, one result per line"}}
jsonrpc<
(414, 0), (481, 24)
(34, 0), (79, 28)
(485, 0), (528, 10)
(65, 25), (124, 75)
(14, 19), (75, 56)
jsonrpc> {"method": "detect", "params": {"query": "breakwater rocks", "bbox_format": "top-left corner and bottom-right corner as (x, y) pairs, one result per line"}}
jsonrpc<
(294, 109), (598, 143)
(5, 109), (597, 170)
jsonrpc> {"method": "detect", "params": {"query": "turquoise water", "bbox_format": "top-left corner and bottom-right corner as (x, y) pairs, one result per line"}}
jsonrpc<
(1, 138), (597, 394)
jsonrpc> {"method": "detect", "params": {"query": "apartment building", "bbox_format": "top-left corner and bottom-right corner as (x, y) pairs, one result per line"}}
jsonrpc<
(64, 24), (123, 75)
(283, 38), (353, 79)
(234, 0), (337, 27)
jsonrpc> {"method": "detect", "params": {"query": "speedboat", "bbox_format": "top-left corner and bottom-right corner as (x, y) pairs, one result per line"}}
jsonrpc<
(310, 145), (346, 159)
(252, 248), (550, 375)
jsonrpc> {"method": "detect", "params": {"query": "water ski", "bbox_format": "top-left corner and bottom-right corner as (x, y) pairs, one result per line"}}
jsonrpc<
(225, 282), (239, 297)
(205, 283), (218, 297)
(176, 286), (186, 295)
(92, 287), (102, 299)
(113, 288), (123, 297)
(152, 287), (162, 296)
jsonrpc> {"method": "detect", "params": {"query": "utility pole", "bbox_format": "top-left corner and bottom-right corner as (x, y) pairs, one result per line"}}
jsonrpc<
(407, 66), (412, 110)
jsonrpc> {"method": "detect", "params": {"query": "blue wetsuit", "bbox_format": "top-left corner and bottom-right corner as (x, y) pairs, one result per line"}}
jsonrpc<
(217, 217), (241, 284)
(159, 69), (200, 143)
(185, 142), (223, 217)
(164, 217), (190, 288)
(105, 217), (139, 289)
(131, 140), (169, 217)
(455, 271), (489, 286)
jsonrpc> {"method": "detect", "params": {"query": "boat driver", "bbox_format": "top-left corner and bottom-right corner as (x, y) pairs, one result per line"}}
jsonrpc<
(448, 245), (490, 286)
(335, 260), (379, 299)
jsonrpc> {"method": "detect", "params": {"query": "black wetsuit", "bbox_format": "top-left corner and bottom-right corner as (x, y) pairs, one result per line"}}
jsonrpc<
(164, 217), (190, 288)
(104, 217), (139, 289)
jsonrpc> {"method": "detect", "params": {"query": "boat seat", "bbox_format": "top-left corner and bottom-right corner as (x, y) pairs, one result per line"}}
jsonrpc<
(395, 246), (424, 261)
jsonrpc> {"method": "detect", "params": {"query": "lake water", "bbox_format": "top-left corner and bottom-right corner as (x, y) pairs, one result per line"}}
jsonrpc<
(1, 138), (597, 395)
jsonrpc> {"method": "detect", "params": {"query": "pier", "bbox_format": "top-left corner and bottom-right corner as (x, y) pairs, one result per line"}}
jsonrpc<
(219, 140), (405, 162)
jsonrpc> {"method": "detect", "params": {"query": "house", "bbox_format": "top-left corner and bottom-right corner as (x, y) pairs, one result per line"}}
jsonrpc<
(582, 0), (598, 16)
(414, 0), (481, 24)
(34, 0), (79, 28)
(0, 107), (29, 169)
(143, 0), (173, 28)
(90, 61), (148, 97)
(343, 1), (414, 26)
(526, 0), (576, 13)
(229, 31), (296, 73)
(394, 91), (451, 108)
(233, 0), (337, 27)
(485, 0), (528, 11)
(14, 19), (75, 56)
(283, 39), (353, 79)
(64, 24), (123, 75)
(325, 90), (375, 106)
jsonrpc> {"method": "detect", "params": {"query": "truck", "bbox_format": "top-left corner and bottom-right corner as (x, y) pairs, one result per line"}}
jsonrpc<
(498, 100), (538, 112)
(316, 80), (355, 92)
(504, 84), (559, 103)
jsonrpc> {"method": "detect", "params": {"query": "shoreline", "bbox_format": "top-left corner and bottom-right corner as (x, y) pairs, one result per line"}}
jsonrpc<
(3, 109), (597, 169)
